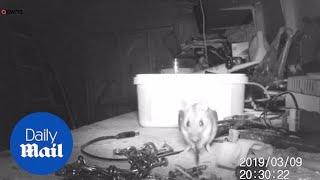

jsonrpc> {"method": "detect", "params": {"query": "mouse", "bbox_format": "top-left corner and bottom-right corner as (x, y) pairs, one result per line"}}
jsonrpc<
(178, 103), (218, 164)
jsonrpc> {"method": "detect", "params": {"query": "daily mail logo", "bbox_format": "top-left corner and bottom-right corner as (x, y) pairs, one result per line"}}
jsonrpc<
(20, 129), (63, 158)
(10, 112), (73, 175)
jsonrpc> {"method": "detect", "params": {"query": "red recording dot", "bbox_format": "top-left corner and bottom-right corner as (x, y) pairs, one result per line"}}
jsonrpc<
(1, 9), (6, 15)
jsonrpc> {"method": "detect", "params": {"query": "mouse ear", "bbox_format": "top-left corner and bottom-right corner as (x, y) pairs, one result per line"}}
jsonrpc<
(206, 108), (218, 122)
(180, 100), (189, 110)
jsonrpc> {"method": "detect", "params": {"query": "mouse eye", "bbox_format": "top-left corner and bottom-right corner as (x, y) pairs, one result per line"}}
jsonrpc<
(186, 121), (190, 127)
(199, 120), (204, 127)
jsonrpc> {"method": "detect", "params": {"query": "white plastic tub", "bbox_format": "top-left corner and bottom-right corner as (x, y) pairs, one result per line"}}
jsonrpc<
(134, 74), (248, 127)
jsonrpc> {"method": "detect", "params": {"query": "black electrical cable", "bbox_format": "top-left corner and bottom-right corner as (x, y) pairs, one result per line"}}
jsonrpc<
(80, 131), (139, 161)
(271, 91), (299, 109)
(199, 0), (208, 61)
(260, 91), (299, 129)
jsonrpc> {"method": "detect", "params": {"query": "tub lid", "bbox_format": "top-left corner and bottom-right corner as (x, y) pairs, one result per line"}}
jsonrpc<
(134, 74), (248, 85)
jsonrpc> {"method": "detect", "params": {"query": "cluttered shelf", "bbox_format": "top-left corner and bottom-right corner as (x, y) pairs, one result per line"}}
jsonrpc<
(2, 111), (320, 179)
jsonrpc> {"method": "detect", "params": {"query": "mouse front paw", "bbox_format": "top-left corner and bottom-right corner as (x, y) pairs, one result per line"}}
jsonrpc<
(205, 144), (212, 153)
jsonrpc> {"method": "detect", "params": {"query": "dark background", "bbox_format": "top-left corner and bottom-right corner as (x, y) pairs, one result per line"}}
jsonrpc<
(0, 0), (318, 150)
